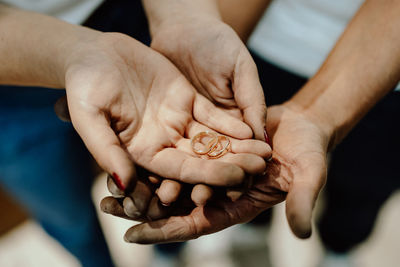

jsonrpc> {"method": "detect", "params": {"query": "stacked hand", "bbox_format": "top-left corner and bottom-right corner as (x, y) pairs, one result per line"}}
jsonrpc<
(1, 0), (395, 251)
(93, 12), (330, 243)
(62, 32), (271, 192)
(101, 104), (329, 243)
(51, 2), (329, 243)
(52, 27), (273, 231)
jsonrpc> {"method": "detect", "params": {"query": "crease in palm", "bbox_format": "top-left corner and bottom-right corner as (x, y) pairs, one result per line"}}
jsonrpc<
(67, 33), (268, 189)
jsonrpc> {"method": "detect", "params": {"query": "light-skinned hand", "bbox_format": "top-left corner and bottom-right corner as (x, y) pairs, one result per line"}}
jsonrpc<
(63, 32), (271, 191)
(150, 17), (267, 140)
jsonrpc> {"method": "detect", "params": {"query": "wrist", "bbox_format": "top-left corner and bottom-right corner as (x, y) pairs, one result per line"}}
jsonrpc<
(143, 0), (222, 37)
(54, 27), (102, 88)
(283, 100), (337, 151)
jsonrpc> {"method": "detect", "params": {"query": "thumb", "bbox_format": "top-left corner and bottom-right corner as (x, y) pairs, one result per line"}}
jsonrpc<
(233, 50), (267, 141)
(285, 160), (327, 238)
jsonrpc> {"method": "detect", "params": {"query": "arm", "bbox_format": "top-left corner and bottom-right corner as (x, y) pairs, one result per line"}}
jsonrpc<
(218, 0), (271, 41)
(0, 4), (96, 88)
(279, 0), (400, 236)
(0, 5), (270, 191)
(142, 0), (221, 34)
(288, 0), (400, 149)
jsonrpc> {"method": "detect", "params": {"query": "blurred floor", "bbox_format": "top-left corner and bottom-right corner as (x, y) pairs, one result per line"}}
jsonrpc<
(0, 174), (399, 267)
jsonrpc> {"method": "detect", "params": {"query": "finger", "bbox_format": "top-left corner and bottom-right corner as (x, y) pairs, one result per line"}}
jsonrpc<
(191, 184), (213, 206)
(175, 138), (269, 172)
(150, 148), (245, 186)
(230, 139), (271, 159)
(149, 174), (161, 184)
(54, 95), (71, 122)
(107, 175), (124, 197)
(100, 196), (131, 220)
(125, 180), (153, 215)
(226, 188), (244, 202)
(125, 207), (223, 244)
(185, 122), (272, 158)
(123, 197), (147, 220)
(193, 93), (253, 139)
(285, 160), (327, 239)
(124, 198), (259, 244)
(215, 153), (266, 175)
(232, 50), (267, 140)
(147, 196), (170, 220)
(157, 180), (182, 206)
(68, 104), (136, 191)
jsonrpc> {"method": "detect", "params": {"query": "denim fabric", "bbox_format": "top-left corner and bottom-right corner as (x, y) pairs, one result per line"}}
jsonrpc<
(0, 87), (113, 267)
(0, 0), (151, 266)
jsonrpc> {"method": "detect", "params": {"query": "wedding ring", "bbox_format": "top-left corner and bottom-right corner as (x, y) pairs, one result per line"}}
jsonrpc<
(191, 132), (230, 159)
(191, 131), (218, 155)
(207, 135), (230, 159)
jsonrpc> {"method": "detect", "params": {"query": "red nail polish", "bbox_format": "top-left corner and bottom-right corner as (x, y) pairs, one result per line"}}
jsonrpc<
(112, 172), (126, 191)
(264, 127), (271, 145)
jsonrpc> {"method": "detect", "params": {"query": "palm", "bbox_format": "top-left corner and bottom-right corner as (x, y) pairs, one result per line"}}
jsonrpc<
(121, 104), (329, 243)
(65, 33), (268, 189)
(151, 20), (266, 139)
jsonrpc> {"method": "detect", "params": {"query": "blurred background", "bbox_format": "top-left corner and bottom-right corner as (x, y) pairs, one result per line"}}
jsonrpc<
(1, 1), (400, 267)
(0, 173), (399, 267)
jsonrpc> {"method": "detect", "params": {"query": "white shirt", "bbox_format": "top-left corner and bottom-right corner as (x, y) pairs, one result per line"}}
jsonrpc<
(0, 0), (103, 24)
(248, 0), (364, 78)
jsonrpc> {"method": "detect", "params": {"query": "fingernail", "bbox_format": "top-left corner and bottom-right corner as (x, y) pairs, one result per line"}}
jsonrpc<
(264, 127), (271, 145)
(112, 172), (126, 191)
(160, 201), (171, 207)
(124, 234), (133, 243)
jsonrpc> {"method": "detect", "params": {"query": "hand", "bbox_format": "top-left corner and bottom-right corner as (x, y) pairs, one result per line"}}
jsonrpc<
(117, 104), (329, 243)
(101, 173), (213, 223)
(101, 172), (179, 222)
(150, 17), (267, 140)
(63, 32), (271, 190)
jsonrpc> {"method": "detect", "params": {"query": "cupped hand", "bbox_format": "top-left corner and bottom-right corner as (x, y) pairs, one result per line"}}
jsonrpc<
(151, 18), (267, 140)
(116, 104), (330, 243)
(63, 32), (271, 190)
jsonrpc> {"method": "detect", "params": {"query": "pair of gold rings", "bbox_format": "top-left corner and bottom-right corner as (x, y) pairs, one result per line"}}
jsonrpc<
(191, 131), (230, 159)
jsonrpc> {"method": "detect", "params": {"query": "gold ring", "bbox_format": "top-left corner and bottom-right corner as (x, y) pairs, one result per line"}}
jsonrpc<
(191, 131), (218, 155)
(207, 135), (230, 159)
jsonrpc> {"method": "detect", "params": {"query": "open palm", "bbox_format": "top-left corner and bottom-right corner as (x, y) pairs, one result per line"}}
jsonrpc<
(116, 104), (330, 243)
(65, 32), (270, 190)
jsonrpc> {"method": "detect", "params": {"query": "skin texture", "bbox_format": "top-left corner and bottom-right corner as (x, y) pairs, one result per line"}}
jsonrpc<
(138, 0), (269, 211)
(0, 5), (271, 191)
(103, 104), (328, 243)
(65, 32), (271, 190)
(218, 0), (271, 41)
(104, 0), (400, 242)
(143, 0), (267, 141)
